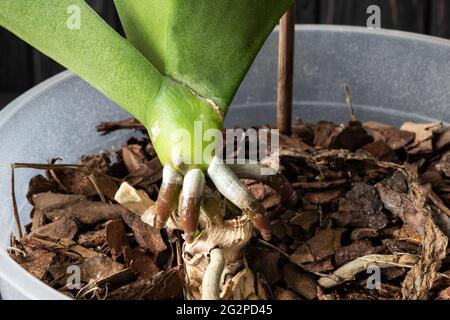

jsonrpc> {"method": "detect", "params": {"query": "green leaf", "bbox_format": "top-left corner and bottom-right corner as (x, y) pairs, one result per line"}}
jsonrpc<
(114, 0), (169, 73)
(114, 0), (293, 111)
(0, 0), (162, 124)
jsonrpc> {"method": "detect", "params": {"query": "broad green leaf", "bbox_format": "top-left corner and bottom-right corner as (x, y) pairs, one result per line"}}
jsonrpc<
(0, 0), (162, 123)
(114, 0), (169, 73)
(114, 0), (293, 111)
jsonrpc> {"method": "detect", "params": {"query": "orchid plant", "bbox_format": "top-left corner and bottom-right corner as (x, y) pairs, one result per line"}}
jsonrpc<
(0, 0), (294, 299)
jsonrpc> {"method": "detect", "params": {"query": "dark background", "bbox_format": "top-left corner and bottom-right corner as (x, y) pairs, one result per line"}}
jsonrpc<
(1, 0), (450, 109)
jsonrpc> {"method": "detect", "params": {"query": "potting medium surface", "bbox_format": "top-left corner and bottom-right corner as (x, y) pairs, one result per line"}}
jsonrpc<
(1, 25), (450, 299)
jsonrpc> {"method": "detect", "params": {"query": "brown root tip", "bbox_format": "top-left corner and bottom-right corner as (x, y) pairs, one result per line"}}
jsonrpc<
(180, 198), (201, 242)
(154, 183), (181, 229)
(267, 173), (297, 206)
(251, 211), (272, 241)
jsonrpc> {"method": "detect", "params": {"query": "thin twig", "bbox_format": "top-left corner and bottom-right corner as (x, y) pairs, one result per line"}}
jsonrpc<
(12, 162), (123, 182)
(7, 246), (27, 257)
(344, 83), (357, 121)
(49, 168), (69, 192)
(96, 118), (145, 135)
(428, 190), (450, 217)
(10, 164), (23, 238)
(256, 238), (290, 259)
(88, 174), (106, 202)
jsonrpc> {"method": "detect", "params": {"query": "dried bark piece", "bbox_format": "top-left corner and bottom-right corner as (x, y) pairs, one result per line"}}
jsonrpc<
(302, 259), (334, 273)
(392, 225), (422, 245)
(26, 175), (59, 205)
(125, 157), (163, 189)
(289, 210), (319, 234)
(122, 144), (147, 174)
(20, 250), (55, 280)
(331, 121), (374, 151)
(292, 122), (315, 145)
(382, 239), (419, 254)
(435, 127), (450, 151)
(376, 283), (402, 299)
(335, 240), (383, 267)
(361, 140), (397, 162)
(364, 121), (415, 150)
(121, 210), (167, 254)
(376, 184), (424, 233)
(279, 133), (312, 151)
(107, 266), (184, 300)
(333, 182), (388, 229)
(275, 287), (302, 300)
(80, 256), (124, 283)
(51, 167), (119, 200)
(303, 189), (343, 205)
(382, 267), (407, 280)
(32, 192), (125, 224)
(77, 229), (106, 247)
(123, 247), (159, 278)
(270, 219), (286, 240)
(350, 228), (379, 240)
(80, 153), (111, 173)
(435, 152), (450, 178)
(25, 235), (101, 259)
(400, 122), (442, 154)
(70, 244), (101, 259)
(282, 264), (318, 300)
(31, 217), (78, 240)
(96, 268), (138, 289)
(255, 248), (281, 285)
(247, 183), (281, 209)
(106, 219), (126, 257)
(381, 171), (408, 193)
(290, 228), (345, 265)
(432, 270), (450, 290)
(30, 209), (47, 232)
(314, 121), (341, 148)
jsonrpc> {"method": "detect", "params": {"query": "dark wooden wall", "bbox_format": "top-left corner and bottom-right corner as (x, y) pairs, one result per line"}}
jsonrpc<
(1, 0), (449, 108)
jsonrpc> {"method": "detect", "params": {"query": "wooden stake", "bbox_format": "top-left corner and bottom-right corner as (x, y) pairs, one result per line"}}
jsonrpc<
(277, 3), (296, 136)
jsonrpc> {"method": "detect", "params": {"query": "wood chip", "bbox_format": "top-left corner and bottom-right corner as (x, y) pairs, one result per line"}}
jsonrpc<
(282, 264), (318, 300)
(121, 210), (167, 254)
(31, 217), (78, 240)
(80, 256), (124, 283)
(290, 228), (345, 265)
(106, 219), (126, 257)
(33, 192), (125, 224)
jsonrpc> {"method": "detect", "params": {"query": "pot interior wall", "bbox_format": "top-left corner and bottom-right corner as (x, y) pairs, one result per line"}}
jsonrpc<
(1, 25), (450, 299)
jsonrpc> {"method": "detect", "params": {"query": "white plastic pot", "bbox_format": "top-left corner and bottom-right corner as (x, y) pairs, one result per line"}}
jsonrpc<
(1, 26), (450, 299)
